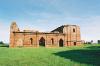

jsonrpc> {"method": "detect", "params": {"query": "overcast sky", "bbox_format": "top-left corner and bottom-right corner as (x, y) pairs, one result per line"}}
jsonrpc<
(0, 0), (100, 43)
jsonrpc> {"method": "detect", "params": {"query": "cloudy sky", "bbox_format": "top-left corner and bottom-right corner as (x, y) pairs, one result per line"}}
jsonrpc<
(0, 0), (100, 43)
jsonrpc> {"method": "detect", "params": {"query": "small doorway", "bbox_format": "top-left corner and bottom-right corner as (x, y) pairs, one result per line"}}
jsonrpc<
(39, 37), (45, 47)
(59, 39), (63, 47)
(30, 38), (33, 45)
(51, 38), (54, 45)
(74, 42), (76, 46)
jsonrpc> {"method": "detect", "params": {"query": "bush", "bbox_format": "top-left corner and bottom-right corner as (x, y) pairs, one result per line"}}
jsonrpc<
(0, 41), (4, 44)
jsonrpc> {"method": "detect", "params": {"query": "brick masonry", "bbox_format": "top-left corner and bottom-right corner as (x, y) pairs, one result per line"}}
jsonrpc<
(10, 22), (81, 48)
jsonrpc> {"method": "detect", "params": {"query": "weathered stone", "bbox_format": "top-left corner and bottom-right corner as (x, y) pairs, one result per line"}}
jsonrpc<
(10, 22), (81, 48)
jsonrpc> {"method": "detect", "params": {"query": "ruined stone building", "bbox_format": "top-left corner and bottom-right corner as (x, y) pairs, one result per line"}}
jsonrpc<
(10, 22), (81, 48)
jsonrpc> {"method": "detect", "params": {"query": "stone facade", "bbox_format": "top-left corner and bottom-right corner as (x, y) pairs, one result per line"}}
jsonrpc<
(10, 22), (81, 48)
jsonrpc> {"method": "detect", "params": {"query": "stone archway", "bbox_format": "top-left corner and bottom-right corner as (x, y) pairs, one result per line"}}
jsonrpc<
(39, 37), (45, 47)
(59, 39), (63, 47)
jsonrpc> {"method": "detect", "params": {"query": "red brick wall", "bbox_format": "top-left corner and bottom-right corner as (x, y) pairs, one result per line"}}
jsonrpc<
(10, 22), (81, 48)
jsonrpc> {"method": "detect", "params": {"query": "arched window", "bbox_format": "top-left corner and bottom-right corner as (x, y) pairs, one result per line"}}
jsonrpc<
(51, 38), (54, 45)
(73, 28), (75, 32)
(30, 38), (33, 45)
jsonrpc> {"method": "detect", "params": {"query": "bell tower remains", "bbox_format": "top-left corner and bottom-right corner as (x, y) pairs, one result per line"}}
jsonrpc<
(52, 25), (81, 46)
(10, 22), (19, 47)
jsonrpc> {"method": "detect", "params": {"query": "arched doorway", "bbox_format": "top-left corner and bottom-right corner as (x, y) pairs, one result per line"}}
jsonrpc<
(59, 39), (63, 47)
(30, 38), (33, 45)
(39, 37), (45, 46)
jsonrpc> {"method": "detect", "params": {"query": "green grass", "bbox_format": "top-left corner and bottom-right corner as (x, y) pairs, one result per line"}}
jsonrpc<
(0, 44), (100, 66)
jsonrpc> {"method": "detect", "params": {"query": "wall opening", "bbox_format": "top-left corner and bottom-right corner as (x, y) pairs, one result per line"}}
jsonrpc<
(51, 38), (54, 45)
(59, 39), (63, 47)
(30, 38), (33, 45)
(73, 28), (75, 32)
(74, 42), (76, 46)
(39, 37), (45, 47)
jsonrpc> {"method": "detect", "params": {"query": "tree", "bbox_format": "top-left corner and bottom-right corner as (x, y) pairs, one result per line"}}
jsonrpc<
(98, 40), (100, 44)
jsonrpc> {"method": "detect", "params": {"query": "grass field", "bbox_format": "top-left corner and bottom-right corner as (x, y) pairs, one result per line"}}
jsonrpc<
(0, 44), (100, 66)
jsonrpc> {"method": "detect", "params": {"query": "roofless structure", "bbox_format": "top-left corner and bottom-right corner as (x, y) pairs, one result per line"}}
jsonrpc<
(10, 22), (81, 47)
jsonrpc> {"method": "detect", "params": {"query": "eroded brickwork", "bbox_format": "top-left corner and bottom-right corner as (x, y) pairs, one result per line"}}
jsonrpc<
(10, 22), (81, 48)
